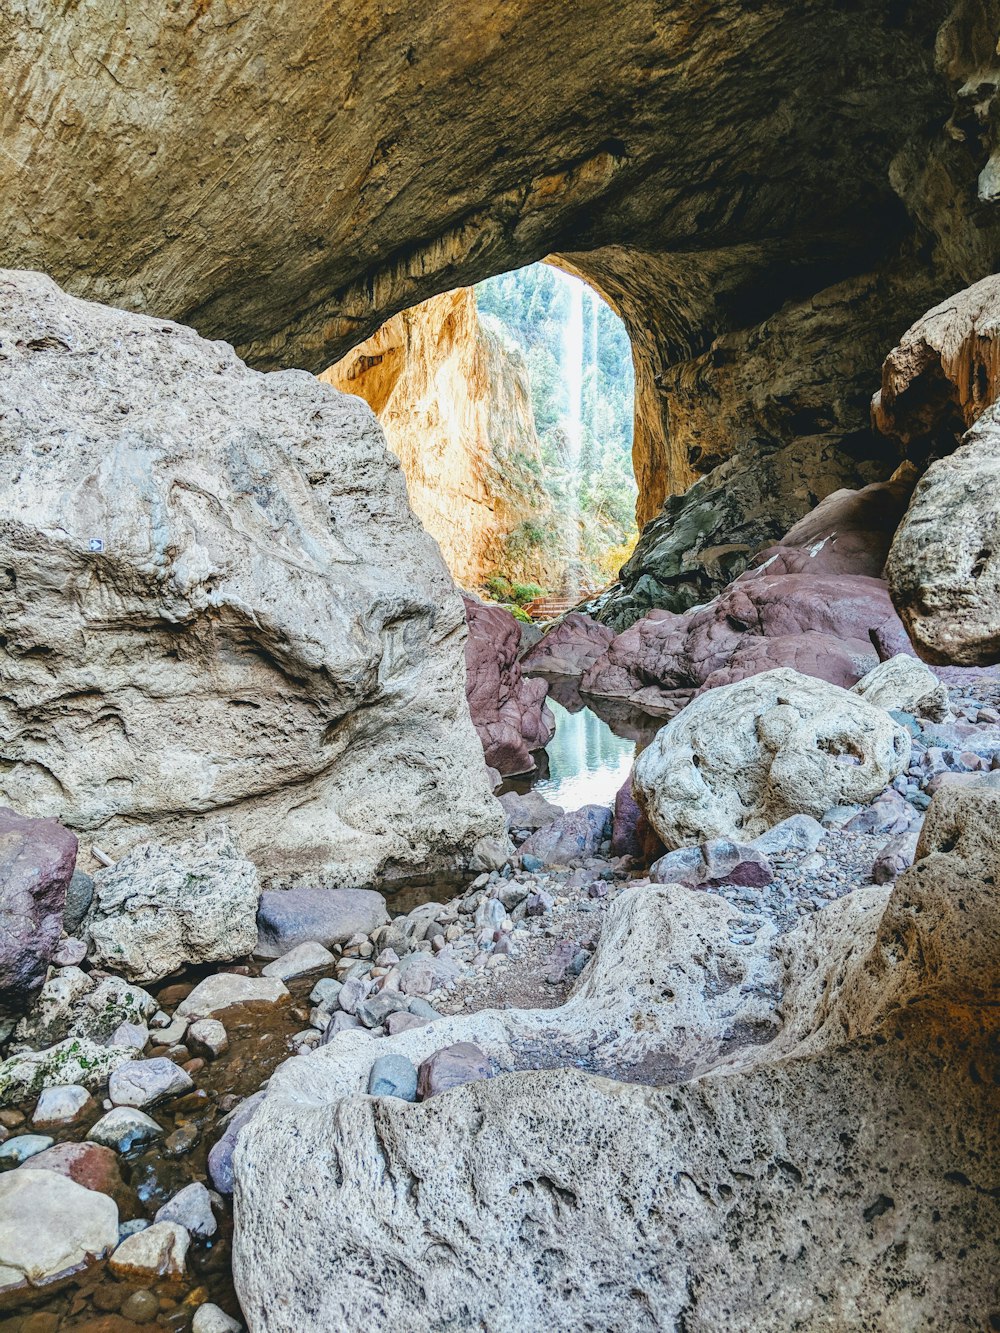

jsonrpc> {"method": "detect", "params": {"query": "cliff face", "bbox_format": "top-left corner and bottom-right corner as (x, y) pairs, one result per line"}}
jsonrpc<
(322, 287), (559, 590)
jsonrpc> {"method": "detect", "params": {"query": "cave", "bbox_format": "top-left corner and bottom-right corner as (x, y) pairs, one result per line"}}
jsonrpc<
(1, 2), (1000, 1329)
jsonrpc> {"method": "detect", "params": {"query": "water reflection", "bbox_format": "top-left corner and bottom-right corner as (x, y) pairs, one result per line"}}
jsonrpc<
(503, 676), (662, 810)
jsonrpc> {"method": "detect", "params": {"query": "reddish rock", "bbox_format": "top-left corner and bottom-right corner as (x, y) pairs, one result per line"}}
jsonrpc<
(463, 597), (555, 775)
(695, 631), (872, 693)
(23, 1141), (140, 1218)
(520, 613), (615, 677)
(517, 805), (612, 867)
(650, 840), (775, 890)
(416, 1042), (490, 1100)
(0, 808), (77, 1023)
(611, 775), (666, 864)
(581, 609), (690, 703)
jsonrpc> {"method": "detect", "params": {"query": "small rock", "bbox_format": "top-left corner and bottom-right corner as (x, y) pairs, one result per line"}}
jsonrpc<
(109, 1058), (194, 1109)
(416, 1042), (490, 1100)
(109, 1021), (150, 1051)
(176, 973), (289, 1020)
(0, 1133), (53, 1166)
(163, 1125), (200, 1157)
(109, 1219), (189, 1278)
(193, 1303), (243, 1333)
(261, 940), (336, 980)
(32, 1084), (94, 1127)
(88, 1107), (163, 1153)
(368, 1054), (418, 1101)
(337, 975), (372, 1015)
(187, 1018), (228, 1059)
(51, 936), (87, 968)
(525, 891), (554, 916)
(308, 977), (343, 1007)
(121, 1289), (160, 1324)
(155, 1181), (217, 1237)
(385, 1011), (429, 1036)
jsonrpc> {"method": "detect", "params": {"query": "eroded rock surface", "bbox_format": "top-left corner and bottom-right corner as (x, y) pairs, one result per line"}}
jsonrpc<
(0, 271), (505, 885)
(463, 597), (554, 775)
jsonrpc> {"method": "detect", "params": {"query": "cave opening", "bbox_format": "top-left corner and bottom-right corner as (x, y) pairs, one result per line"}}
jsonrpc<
(321, 261), (637, 620)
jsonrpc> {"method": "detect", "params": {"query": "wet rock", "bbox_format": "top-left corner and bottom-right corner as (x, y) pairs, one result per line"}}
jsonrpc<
(32, 1084), (94, 1127)
(368, 1054), (418, 1101)
(109, 1220), (189, 1279)
(633, 668), (910, 849)
(193, 1304), (243, 1333)
(0, 808), (77, 1026)
(82, 829), (260, 984)
(261, 940), (336, 980)
(497, 790), (565, 833)
(155, 1181), (218, 1238)
(121, 1290), (160, 1324)
(0, 1169), (118, 1301)
(109, 1058), (194, 1109)
(22, 1142), (136, 1214)
(0, 1133), (53, 1166)
(518, 806), (612, 867)
(520, 613), (615, 676)
(416, 1043), (491, 1101)
(650, 841), (774, 890)
(462, 596), (555, 776)
(88, 1108), (163, 1154)
(0, 1038), (131, 1108)
(187, 1019), (228, 1060)
(256, 888), (388, 958)
(176, 973), (289, 1020)
(851, 654), (948, 721)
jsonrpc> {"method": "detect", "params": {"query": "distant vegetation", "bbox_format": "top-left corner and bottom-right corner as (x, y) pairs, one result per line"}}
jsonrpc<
(475, 263), (637, 600)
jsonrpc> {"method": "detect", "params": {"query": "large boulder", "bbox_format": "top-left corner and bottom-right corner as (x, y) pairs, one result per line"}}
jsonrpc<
(463, 597), (555, 775)
(632, 668), (910, 849)
(11, 967), (156, 1051)
(520, 613), (615, 677)
(256, 887), (389, 958)
(0, 808), (77, 1028)
(850, 654), (948, 720)
(0, 1169), (119, 1304)
(233, 785), (1000, 1328)
(82, 829), (260, 983)
(0, 271), (505, 885)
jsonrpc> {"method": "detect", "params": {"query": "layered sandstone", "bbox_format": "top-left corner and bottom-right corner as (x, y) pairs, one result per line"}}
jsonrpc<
(322, 287), (559, 588)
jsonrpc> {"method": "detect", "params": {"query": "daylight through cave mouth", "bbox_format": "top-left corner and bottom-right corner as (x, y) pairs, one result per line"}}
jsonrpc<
(322, 261), (637, 617)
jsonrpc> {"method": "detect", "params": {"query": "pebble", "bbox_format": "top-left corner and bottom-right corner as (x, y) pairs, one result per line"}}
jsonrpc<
(88, 1107), (163, 1153)
(187, 1017), (229, 1059)
(121, 1289), (160, 1323)
(32, 1084), (94, 1126)
(109, 1220), (190, 1278)
(0, 1133), (53, 1165)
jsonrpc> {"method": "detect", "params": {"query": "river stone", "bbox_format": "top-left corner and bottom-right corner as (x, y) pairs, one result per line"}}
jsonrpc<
(176, 974), (289, 1020)
(416, 1043), (491, 1101)
(109, 1221), (189, 1279)
(32, 1084), (94, 1127)
(750, 814), (825, 858)
(0, 808), (77, 1026)
(650, 841), (774, 890)
(0, 1134), (54, 1166)
(851, 654), (948, 721)
(517, 805), (612, 867)
(21, 1142), (137, 1216)
(187, 1019), (228, 1060)
(82, 829), (260, 984)
(368, 1054), (418, 1101)
(0, 1038), (131, 1108)
(633, 668), (910, 849)
(193, 1304), (243, 1333)
(109, 1058), (194, 1109)
(497, 790), (565, 833)
(0, 270), (506, 886)
(256, 888), (389, 959)
(88, 1108), (163, 1154)
(260, 940), (336, 980)
(155, 1182), (218, 1238)
(0, 1169), (118, 1301)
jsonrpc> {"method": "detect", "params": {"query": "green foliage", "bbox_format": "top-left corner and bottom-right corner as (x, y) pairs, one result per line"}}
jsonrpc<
(482, 573), (545, 607)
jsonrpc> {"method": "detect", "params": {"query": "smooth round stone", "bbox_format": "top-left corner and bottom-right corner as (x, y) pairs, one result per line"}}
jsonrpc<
(187, 1017), (228, 1059)
(109, 1220), (190, 1278)
(193, 1303), (244, 1333)
(0, 1133), (54, 1166)
(121, 1288), (161, 1323)
(368, 1054), (418, 1101)
(88, 1107), (163, 1153)
(109, 1057), (194, 1109)
(33, 1083), (94, 1126)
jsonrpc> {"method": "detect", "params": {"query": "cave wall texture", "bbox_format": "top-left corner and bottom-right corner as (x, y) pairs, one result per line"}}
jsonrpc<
(2, 0), (1000, 613)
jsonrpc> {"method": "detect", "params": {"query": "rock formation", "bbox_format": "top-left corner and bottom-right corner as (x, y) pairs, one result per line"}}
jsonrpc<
(0, 271), (506, 885)
(233, 783), (1000, 1329)
(322, 287), (560, 589)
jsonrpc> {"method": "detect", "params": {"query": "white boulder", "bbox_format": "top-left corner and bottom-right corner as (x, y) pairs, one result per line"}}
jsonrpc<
(0, 1170), (118, 1300)
(632, 667), (910, 848)
(850, 653), (948, 720)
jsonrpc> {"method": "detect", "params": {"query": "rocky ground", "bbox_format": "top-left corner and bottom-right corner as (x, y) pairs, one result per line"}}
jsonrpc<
(2, 665), (998, 1330)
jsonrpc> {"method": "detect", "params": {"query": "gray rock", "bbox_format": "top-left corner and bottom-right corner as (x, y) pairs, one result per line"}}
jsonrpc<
(155, 1181), (218, 1238)
(261, 940), (336, 980)
(651, 840), (774, 890)
(498, 790), (565, 832)
(416, 1043), (491, 1101)
(63, 869), (95, 936)
(207, 1092), (266, 1194)
(256, 888), (388, 959)
(109, 1220), (189, 1278)
(385, 1012), (430, 1036)
(13, 968), (158, 1050)
(0, 1038), (131, 1109)
(176, 973), (289, 1020)
(320, 1012), (365, 1044)
(309, 977), (343, 1008)
(873, 829), (922, 884)
(193, 1303), (243, 1333)
(475, 896), (506, 934)
(0, 807), (77, 1025)
(109, 1022), (150, 1051)
(518, 806), (613, 867)
(368, 1054), (418, 1101)
(187, 1018), (228, 1060)
(0, 1169), (118, 1300)
(88, 1107), (163, 1153)
(109, 1058), (194, 1109)
(0, 1133), (54, 1166)
(32, 1084), (93, 1126)
(356, 992), (408, 1030)
(751, 815), (825, 858)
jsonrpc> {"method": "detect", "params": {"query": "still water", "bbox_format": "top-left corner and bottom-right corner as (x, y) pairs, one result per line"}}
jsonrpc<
(504, 678), (662, 809)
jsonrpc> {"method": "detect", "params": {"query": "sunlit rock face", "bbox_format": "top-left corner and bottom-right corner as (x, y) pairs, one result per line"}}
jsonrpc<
(0, 271), (507, 885)
(322, 287), (559, 589)
(2, 0), (997, 537)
